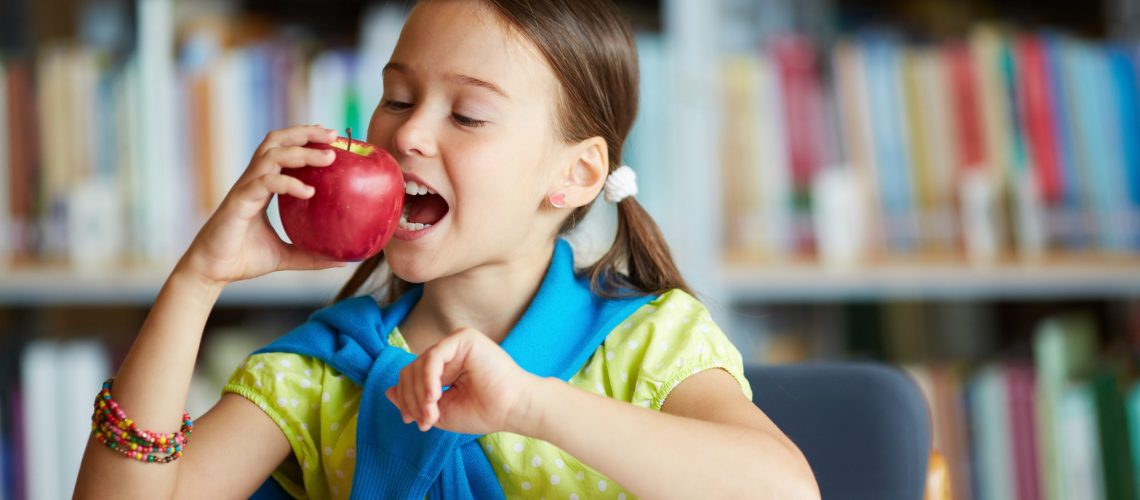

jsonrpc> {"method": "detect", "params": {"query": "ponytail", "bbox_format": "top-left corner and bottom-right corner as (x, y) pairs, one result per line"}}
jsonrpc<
(582, 198), (693, 299)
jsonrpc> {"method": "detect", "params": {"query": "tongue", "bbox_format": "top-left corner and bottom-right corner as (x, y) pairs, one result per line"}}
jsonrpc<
(408, 194), (449, 224)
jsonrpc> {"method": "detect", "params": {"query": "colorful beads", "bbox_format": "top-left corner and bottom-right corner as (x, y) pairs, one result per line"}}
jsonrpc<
(90, 378), (193, 464)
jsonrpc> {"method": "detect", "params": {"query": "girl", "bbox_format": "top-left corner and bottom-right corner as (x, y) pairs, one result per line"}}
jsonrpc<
(75, 0), (819, 498)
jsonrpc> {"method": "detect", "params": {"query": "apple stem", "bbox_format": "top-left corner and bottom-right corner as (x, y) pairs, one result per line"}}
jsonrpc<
(346, 127), (353, 152)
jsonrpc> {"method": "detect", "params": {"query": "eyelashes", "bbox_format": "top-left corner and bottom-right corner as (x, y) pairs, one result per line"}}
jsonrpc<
(380, 99), (487, 129)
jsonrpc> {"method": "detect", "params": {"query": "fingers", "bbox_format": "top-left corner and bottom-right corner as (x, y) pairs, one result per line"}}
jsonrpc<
(387, 338), (461, 431)
(265, 146), (337, 170)
(256, 125), (338, 157)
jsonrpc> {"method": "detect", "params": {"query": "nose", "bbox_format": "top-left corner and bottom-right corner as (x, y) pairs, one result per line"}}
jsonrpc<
(392, 108), (438, 159)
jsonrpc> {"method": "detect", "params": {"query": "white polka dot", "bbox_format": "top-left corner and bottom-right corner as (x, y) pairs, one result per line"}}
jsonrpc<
(484, 444), (492, 452)
(336, 469), (345, 478)
(627, 340), (638, 349)
(646, 306), (657, 313)
(623, 322), (632, 329)
(303, 458), (311, 469)
(595, 383), (605, 394)
(259, 402), (267, 411)
(636, 400), (651, 407)
(513, 442), (523, 452)
(278, 397), (288, 407)
(619, 493), (627, 500)
(570, 494), (579, 500)
(549, 474), (561, 485)
(322, 392), (331, 402)
(300, 422), (308, 431)
(281, 359), (291, 367)
(331, 422), (340, 431)
(699, 324), (711, 333)
(345, 448), (355, 459)
(290, 398), (299, 408)
(304, 369), (312, 377)
(606, 351), (615, 361)
(598, 480), (607, 491)
(521, 481), (531, 490)
(255, 379), (263, 388)
(531, 456), (542, 467)
(276, 373), (285, 382)
(503, 464), (511, 474)
(324, 446), (333, 456)
(576, 471), (585, 481)
(253, 361), (264, 370)
(621, 373), (628, 382)
(301, 379), (311, 388)
(554, 458), (565, 468)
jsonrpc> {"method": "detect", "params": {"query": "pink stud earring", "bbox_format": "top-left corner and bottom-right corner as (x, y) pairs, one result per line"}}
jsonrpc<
(548, 192), (567, 208)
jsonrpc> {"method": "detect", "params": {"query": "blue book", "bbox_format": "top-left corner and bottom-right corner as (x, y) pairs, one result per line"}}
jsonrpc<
(1069, 43), (1130, 252)
(1106, 45), (1140, 250)
(1043, 34), (1088, 249)
(861, 33), (916, 253)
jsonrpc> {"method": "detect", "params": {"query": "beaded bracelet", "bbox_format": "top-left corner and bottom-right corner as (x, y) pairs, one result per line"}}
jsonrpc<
(90, 378), (194, 463)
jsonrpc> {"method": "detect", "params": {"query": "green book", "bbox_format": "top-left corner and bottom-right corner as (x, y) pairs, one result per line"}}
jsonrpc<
(1035, 313), (1098, 500)
(1092, 369), (1136, 500)
(1122, 382), (1140, 498)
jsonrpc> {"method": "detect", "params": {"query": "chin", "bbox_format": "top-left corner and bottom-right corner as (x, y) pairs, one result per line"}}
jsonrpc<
(384, 246), (435, 284)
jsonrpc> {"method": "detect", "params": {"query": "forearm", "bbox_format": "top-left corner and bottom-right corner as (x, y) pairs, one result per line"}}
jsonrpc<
(518, 378), (818, 500)
(74, 263), (224, 498)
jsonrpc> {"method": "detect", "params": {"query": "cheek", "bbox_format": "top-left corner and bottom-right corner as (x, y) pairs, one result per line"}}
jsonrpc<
(366, 107), (396, 149)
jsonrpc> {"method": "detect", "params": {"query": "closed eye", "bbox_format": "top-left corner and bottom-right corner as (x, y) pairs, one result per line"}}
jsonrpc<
(381, 99), (412, 112)
(452, 113), (487, 128)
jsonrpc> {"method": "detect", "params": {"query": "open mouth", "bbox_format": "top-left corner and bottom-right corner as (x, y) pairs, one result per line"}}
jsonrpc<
(399, 180), (450, 231)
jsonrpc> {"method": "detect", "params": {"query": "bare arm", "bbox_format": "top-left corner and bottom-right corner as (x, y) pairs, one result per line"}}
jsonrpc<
(517, 368), (820, 500)
(73, 125), (345, 499)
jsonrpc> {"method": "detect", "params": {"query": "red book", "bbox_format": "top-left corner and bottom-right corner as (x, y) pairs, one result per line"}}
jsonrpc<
(5, 59), (37, 262)
(1006, 362), (1041, 500)
(1015, 36), (1063, 203)
(771, 36), (823, 191)
(946, 43), (986, 173)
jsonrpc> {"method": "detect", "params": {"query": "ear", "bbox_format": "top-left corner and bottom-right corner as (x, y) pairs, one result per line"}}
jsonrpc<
(553, 136), (608, 208)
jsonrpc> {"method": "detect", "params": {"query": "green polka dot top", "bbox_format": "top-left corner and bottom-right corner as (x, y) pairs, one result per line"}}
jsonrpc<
(223, 289), (752, 499)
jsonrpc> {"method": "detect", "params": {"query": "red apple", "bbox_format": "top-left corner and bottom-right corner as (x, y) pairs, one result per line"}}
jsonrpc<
(279, 135), (404, 261)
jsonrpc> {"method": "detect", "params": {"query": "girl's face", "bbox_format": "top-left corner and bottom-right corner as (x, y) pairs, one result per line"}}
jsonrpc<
(367, 0), (569, 283)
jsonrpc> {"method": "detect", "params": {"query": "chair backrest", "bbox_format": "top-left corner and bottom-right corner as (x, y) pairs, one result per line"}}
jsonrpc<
(744, 362), (931, 500)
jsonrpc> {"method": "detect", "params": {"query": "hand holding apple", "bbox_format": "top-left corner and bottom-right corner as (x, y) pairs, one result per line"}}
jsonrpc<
(177, 125), (353, 288)
(278, 129), (405, 261)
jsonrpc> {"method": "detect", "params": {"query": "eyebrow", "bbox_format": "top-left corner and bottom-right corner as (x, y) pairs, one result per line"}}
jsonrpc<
(383, 62), (511, 100)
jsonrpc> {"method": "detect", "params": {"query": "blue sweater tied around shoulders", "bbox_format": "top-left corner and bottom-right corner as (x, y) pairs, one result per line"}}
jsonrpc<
(248, 239), (654, 499)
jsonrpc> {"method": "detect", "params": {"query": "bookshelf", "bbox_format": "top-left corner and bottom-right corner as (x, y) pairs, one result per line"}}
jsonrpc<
(2, 0), (1140, 499)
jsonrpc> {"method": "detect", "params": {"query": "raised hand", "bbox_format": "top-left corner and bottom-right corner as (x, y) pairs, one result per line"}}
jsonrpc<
(178, 125), (348, 286)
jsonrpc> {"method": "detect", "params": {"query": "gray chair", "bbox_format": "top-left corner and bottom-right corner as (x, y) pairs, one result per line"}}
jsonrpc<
(743, 362), (932, 500)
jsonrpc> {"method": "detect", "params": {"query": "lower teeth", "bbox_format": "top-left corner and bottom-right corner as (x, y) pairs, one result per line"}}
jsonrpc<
(399, 215), (431, 232)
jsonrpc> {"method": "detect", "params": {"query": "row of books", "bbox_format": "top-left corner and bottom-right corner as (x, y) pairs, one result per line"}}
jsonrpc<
(905, 313), (1140, 500)
(739, 298), (1140, 500)
(0, 326), (274, 500)
(0, 0), (411, 270)
(721, 28), (1140, 266)
(0, 0), (676, 273)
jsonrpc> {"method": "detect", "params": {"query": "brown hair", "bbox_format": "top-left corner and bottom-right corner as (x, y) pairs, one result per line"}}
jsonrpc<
(334, 0), (691, 304)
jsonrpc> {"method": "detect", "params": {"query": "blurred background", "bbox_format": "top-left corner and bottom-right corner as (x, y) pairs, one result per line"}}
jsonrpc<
(1, 0), (1139, 498)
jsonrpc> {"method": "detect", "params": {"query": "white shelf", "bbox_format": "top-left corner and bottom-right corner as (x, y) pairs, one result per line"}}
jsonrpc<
(0, 266), (358, 306)
(721, 260), (1140, 302)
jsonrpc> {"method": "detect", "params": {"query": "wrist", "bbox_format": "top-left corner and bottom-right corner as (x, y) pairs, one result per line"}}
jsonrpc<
(505, 375), (560, 437)
(167, 262), (227, 303)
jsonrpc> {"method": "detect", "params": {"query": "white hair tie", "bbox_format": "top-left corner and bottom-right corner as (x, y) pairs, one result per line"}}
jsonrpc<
(603, 165), (638, 203)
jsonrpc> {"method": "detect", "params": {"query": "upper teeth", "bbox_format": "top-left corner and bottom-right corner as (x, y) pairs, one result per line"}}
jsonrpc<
(404, 180), (436, 196)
